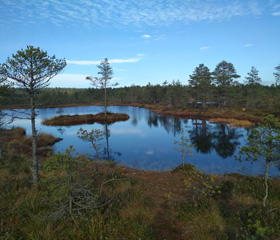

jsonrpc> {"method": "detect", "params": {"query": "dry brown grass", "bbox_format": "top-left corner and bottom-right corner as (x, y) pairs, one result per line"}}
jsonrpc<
(42, 112), (130, 126)
(2, 127), (62, 157)
(139, 105), (265, 125)
(208, 118), (254, 127)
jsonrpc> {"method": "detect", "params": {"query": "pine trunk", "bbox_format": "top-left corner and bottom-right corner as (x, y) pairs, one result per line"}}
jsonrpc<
(31, 96), (38, 185)
(104, 79), (107, 118)
(263, 160), (270, 207)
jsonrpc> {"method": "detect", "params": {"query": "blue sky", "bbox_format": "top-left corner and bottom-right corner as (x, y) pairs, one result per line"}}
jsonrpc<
(0, 0), (279, 88)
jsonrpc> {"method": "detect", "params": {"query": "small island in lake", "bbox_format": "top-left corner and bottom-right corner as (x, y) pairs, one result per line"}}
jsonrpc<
(42, 112), (130, 126)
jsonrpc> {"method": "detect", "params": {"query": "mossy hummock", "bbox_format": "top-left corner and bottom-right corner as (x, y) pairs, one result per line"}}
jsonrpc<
(42, 112), (130, 126)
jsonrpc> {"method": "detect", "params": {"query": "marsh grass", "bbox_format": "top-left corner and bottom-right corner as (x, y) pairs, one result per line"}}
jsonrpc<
(172, 166), (280, 239)
(180, 200), (227, 240)
(142, 105), (265, 123)
(2, 127), (62, 158)
(209, 118), (253, 127)
(1, 156), (280, 239)
(42, 112), (130, 126)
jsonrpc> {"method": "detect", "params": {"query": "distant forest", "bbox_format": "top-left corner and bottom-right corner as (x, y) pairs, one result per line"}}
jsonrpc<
(1, 81), (280, 116)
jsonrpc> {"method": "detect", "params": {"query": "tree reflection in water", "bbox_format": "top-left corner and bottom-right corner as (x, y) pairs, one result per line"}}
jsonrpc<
(147, 112), (159, 127)
(100, 122), (122, 161)
(8, 106), (277, 174)
(188, 119), (244, 158)
(189, 119), (213, 154)
(212, 124), (243, 159)
(145, 111), (244, 159)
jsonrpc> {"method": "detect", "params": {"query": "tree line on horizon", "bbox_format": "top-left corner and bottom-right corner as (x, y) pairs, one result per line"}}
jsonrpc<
(0, 44), (279, 115)
(1, 60), (280, 115)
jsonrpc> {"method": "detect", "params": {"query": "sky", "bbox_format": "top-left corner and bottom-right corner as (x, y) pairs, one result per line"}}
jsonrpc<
(0, 0), (280, 88)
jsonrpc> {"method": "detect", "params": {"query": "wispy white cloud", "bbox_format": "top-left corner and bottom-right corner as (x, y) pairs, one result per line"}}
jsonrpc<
(244, 43), (253, 48)
(247, 1), (262, 15)
(137, 53), (145, 56)
(269, 0), (280, 9)
(200, 46), (210, 50)
(272, 12), (280, 16)
(0, 0), (269, 28)
(67, 58), (140, 65)
(142, 34), (151, 39)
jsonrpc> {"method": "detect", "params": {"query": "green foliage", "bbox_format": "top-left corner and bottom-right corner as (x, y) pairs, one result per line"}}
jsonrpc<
(274, 64), (280, 86)
(212, 60), (241, 107)
(238, 114), (280, 206)
(77, 128), (104, 145)
(77, 128), (104, 160)
(0, 46), (66, 92)
(247, 212), (268, 238)
(172, 163), (197, 175)
(174, 129), (194, 166)
(236, 207), (280, 239)
(239, 115), (280, 165)
(189, 63), (213, 109)
(184, 170), (222, 200)
(165, 191), (172, 199)
(0, 45), (67, 185)
(86, 58), (118, 116)
(213, 60), (240, 86)
(244, 66), (262, 109)
(42, 146), (115, 219)
(245, 66), (262, 86)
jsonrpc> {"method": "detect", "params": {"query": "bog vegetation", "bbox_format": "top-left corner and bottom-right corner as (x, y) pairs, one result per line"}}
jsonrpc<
(1, 134), (280, 239)
(1, 47), (280, 239)
(42, 112), (130, 126)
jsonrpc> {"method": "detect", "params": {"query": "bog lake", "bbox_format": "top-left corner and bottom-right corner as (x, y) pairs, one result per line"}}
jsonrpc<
(6, 106), (280, 177)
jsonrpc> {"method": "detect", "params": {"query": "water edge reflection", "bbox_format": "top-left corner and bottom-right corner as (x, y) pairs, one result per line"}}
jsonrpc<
(4, 106), (279, 176)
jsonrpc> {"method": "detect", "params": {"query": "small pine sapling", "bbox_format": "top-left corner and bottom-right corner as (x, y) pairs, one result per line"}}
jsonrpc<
(174, 129), (194, 166)
(77, 128), (104, 160)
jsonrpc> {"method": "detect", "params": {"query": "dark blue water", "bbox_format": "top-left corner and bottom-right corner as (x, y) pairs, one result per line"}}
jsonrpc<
(6, 106), (280, 176)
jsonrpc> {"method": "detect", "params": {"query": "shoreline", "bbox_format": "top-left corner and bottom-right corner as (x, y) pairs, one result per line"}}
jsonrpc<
(2, 102), (273, 126)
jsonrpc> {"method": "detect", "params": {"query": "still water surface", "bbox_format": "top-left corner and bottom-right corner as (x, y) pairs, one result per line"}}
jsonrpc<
(8, 106), (280, 176)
